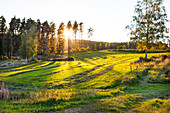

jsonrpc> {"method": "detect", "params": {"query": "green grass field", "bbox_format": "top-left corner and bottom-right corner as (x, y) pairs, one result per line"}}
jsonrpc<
(0, 50), (169, 112)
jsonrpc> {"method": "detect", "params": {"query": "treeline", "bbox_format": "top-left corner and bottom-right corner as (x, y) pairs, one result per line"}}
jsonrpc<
(0, 15), (168, 59)
(0, 15), (138, 59)
(0, 16), (90, 58)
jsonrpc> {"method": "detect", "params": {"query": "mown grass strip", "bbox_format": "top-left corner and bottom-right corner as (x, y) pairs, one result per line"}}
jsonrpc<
(0, 61), (47, 72)
(38, 62), (81, 77)
(62, 65), (104, 81)
(50, 65), (113, 88)
(0, 61), (54, 77)
(6, 61), (65, 77)
(0, 61), (47, 73)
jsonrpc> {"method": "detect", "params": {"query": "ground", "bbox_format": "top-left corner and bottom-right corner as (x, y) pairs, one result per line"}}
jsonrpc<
(0, 50), (169, 112)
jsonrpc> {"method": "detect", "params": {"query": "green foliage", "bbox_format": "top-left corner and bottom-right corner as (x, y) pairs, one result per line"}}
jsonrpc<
(126, 0), (169, 60)
(19, 24), (37, 59)
(127, 0), (169, 45)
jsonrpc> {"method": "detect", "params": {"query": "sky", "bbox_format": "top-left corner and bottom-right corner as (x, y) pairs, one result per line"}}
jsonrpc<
(0, 0), (170, 42)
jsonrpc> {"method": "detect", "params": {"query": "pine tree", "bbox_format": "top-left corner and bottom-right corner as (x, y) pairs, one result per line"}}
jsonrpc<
(57, 22), (65, 54)
(42, 21), (51, 54)
(0, 16), (7, 56)
(50, 22), (56, 54)
(87, 27), (94, 48)
(36, 19), (41, 54)
(66, 21), (72, 54)
(79, 22), (83, 48)
(73, 21), (78, 49)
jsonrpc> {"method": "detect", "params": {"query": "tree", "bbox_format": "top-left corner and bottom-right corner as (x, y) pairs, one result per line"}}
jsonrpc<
(36, 19), (41, 54)
(42, 21), (51, 54)
(126, 0), (169, 60)
(57, 22), (65, 54)
(9, 16), (17, 56)
(66, 21), (72, 54)
(87, 27), (94, 48)
(0, 16), (7, 56)
(73, 21), (78, 49)
(79, 22), (83, 48)
(19, 24), (37, 62)
(20, 18), (26, 33)
(50, 22), (56, 54)
(15, 18), (21, 55)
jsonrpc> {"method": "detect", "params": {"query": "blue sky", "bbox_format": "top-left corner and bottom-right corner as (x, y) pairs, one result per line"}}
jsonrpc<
(0, 0), (170, 42)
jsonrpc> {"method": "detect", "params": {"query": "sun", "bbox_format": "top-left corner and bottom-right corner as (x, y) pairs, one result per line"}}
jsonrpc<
(64, 29), (74, 38)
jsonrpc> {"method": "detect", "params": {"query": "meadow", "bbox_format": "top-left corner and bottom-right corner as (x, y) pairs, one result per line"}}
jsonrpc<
(0, 50), (169, 112)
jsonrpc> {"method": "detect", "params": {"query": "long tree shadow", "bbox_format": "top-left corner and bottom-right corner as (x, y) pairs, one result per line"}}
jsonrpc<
(49, 65), (113, 89)
(7, 61), (66, 77)
(0, 61), (47, 73)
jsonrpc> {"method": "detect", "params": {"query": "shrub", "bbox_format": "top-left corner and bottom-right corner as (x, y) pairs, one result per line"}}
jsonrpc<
(139, 56), (145, 60)
(0, 81), (10, 100)
(0, 55), (3, 60)
(86, 46), (91, 51)
(1, 56), (8, 60)
(160, 55), (167, 62)
(79, 48), (85, 52)
(70, 48), (76, 53)
(165, 48), (170, 52)
(31, 57), (39, 62)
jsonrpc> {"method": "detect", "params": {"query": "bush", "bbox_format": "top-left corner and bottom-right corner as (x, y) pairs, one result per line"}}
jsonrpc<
(160, 55), (167, 62)
(165, 48), (170, 52)
(139, 56), (145, 60)
(79, 48), (86, 52)
(31, 57), (39, 62)
(70, 48), (77, 53)
(86, 46), (91, 51)
(0, 56), (8, 60)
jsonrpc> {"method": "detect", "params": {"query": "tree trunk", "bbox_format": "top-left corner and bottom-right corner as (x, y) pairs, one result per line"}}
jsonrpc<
(145, 47), (147, 61)
(68, 37), (70, 56)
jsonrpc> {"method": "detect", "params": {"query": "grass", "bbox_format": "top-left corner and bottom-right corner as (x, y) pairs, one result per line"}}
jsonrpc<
(0, 50), (169, 112)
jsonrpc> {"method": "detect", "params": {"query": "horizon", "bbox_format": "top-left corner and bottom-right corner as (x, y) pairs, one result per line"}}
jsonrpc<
(0, 0), (170, 43)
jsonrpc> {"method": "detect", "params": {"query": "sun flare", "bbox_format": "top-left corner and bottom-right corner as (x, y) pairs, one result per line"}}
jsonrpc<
(64, 29), (74, 38)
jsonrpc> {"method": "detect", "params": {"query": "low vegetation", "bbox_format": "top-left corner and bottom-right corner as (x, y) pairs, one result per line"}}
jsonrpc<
(0, 50), (169, 112)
